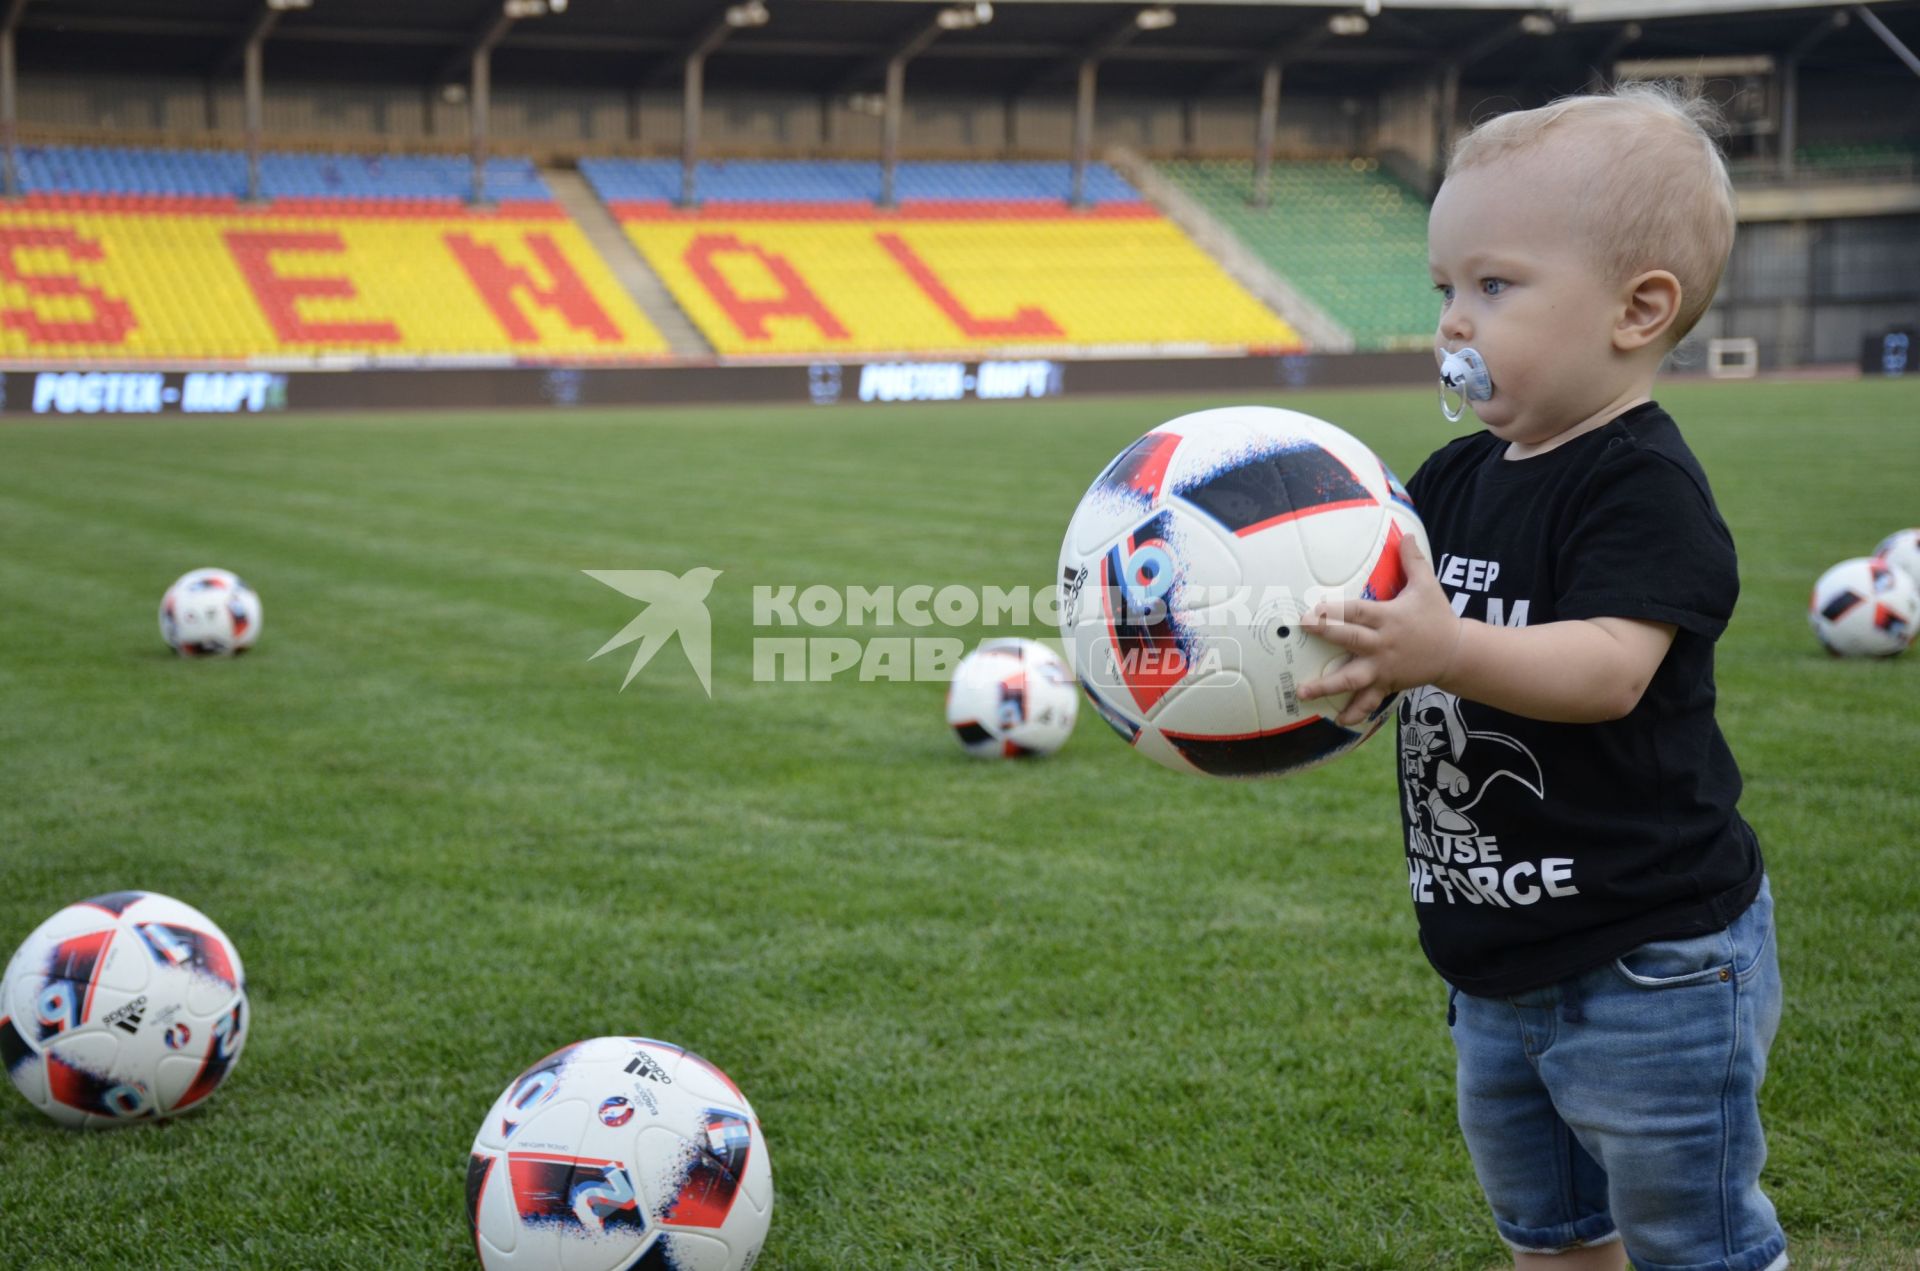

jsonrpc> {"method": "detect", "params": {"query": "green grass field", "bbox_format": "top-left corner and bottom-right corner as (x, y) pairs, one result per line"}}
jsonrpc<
(1, 380), (1916, 1270)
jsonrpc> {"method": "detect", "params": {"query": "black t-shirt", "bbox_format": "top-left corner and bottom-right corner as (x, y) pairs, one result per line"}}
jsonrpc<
(1398, 401), (1762, 996)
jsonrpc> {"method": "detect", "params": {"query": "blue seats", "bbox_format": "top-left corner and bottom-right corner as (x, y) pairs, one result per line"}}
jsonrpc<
(577, 158), (1140, 205)
(14, 145), (552, 202)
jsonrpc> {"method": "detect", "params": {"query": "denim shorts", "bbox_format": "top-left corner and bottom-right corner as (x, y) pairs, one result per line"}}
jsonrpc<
(1448, 875), (1785, 1271)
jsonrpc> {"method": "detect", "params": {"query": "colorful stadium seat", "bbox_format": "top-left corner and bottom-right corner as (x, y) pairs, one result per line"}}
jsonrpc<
(1790, 140), (1920, 174)
(1, 146), (666, 362)
(1159, 159), (1434, 351)
(578, 159), (1144, 206)
(2, 148), (1329, 363)
(584, 160), (1302, 357)
(17, 146), (552, 204)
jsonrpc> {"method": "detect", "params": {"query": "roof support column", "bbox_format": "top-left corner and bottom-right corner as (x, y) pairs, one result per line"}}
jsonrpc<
(679, 4), (768, 209)
(438, 2), (571, 207)
(226, 4), (294, 203)
(1855, 3), (1920, 79)
(880, 19), (945, 209)
(244, 26), (277, 202)
(680, 46), (707, 206)
(1781, 13), (1849, 179)
(1252, 59), (1281, 208)
(1434, 61), (1459, 181)
(0, 0), (25, 199)
(1592, 22), (1640, 86)
(1431, 17), (1533, 185)
(470, 41), (491, 205)
(1069, 8), (1173, 207)
(1070, 55), (1098, 207)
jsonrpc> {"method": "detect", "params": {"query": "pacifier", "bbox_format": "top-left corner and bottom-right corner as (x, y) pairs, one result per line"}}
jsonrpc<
(1438, 347), (1493, 422)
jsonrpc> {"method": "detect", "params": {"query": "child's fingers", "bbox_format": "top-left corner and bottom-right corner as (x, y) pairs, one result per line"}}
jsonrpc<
(1302, 603), (1384, 640)
(1337, 689), (1386, 726)
(1299, 657), (1372, 702)
(1301, 618), (1377, 655)
(1402, 534), (1436, 578)
(1297, 673), (1335, 702)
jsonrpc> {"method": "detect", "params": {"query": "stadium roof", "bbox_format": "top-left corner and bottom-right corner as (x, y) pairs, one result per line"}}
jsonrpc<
(17, 0), (1920, 98)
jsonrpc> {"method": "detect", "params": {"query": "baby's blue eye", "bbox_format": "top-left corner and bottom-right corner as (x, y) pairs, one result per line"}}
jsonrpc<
(1480, 278), (1508, 296)
(1434, 284), (1454, 305)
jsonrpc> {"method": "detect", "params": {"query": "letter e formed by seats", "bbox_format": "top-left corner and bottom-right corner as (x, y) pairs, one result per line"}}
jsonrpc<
(224, 231), (401, 345)
(444, 232), (622, 343)
(684, 233), (849, 341)
(0, 228), (136, 345)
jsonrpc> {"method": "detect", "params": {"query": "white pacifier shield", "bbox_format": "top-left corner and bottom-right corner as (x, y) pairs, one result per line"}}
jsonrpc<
(1438, 347), (1493, 422)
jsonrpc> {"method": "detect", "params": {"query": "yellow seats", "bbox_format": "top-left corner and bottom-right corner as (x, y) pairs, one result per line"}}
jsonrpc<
(0, 205), (668, 361)
(621, 209), (1300, 357)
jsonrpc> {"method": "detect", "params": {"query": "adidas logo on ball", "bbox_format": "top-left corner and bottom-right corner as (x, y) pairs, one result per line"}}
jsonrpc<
(624, 1053), (673, 1084)
(104, 996), (149, 1035)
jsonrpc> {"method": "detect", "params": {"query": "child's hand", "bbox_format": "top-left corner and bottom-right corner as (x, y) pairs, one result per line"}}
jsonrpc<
(1298, 536), (1463, 726)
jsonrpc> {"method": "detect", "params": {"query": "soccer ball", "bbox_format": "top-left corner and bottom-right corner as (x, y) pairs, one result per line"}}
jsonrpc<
(467, 1036), (773, 1271)
(1809, 557), (1919, 657)
(159, 568), (262, 657)
(1875, 529), (1920, 588)
(1, 891), (248, 1128)
(1057, 405), (1429, 777)
(945, 638), (1079, 758)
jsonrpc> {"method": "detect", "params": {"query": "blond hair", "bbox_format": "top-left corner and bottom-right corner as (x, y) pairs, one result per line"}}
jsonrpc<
(1447, 82), (1736, 345)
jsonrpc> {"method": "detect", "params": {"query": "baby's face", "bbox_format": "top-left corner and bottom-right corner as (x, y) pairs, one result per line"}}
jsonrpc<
(1428, 154), (1626, 448)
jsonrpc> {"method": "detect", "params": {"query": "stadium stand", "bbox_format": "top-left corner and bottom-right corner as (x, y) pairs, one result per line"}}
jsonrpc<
(1, 145), (669, 363)
(16, 146), (554, 204)
(1789, 140), (1920, 175)
(582, 159), (1302, 358)
(1158, 159), (1435, 351)
(579, 159), (1144, 207)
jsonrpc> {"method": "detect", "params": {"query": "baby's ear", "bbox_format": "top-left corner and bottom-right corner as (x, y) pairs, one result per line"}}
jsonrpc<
(1615, 270), (1682, 352)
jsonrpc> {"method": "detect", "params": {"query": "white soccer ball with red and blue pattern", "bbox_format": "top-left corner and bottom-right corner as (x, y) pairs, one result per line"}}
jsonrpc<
(1057, 405), (1429, 777)
(159, 567), (262, 657)
(467, 1036), (772, 1271)
(946, 639), (1079, 758)
(1, 891), (248, 1128)
(1875, 529), (1920, 590)
(1809, 556), (1918, 657)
